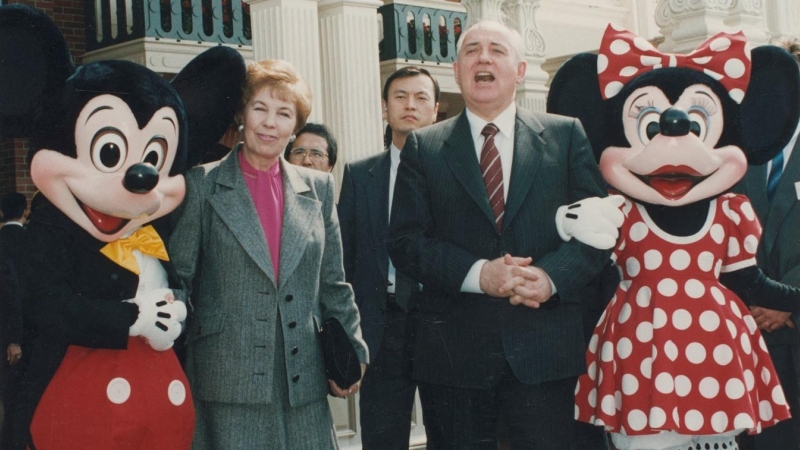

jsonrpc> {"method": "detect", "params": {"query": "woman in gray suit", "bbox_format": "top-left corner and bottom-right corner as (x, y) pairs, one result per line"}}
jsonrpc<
(170, 59), (368, 449)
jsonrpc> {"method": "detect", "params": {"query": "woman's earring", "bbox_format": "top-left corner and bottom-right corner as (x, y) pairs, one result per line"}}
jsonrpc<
(289, 134), (296, 143)
(237, 123), (244, 133)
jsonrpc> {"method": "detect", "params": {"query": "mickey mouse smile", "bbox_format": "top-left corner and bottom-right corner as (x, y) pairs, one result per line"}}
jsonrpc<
(78, 198), (129, 235)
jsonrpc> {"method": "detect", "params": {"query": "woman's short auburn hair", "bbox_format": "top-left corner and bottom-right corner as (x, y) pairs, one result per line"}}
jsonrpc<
(238, 59), (313, 133)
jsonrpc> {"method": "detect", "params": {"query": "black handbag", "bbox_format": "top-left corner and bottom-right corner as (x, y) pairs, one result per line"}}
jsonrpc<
(318, 316), (361, 390)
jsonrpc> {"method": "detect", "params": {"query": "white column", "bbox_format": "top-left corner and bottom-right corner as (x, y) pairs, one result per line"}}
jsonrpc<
(765, 0), (800, 40)
(318, 0), (384, 186)
(243, 0), (324, 123)
(507, 0), (549, 113)
(461, 0), (506, 26)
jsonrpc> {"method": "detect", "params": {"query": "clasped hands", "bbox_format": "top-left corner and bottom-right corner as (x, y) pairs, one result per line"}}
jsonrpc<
(127, 288), (187, 351)
(480, 254), (552, 308)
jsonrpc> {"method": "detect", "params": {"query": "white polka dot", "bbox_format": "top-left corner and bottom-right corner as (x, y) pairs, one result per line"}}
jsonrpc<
(628, 409), (648, 431)
(670, 250), (691, 270)
(728, 237), (741, 257)
(610, 39), (631, 55)
(726, 378), (746, 400)
(711, 411), (729, 433)
(757, 367), (771, 387)
(744, 369), (755, 391)
(644, 250), (663, 270)
(710, 37), (732, 52)
(745, 43), (752, 60)
(686, 342), (707, 364)
(727, 319), (738, 339)
(588, 388), (597, 407)
(710, 224), (725, 244)
(589, 334), (599, 354)
(675, 375), (692, 397)
(629, 222), (648, 242)
(655, 372), (674, 394)
(586, 362), (597, 382)
(620, 280), (632, 292)
(622, 374), (639, 395)
(710, 287), (726, 305)
(734, 413), (754, 430)
(605, 81), (624, 99)
(622, 200), (633, 215)
(685, 279), (705, 299)
(672, 309), (692, 330)
(693, 56), (712, 64)
(760, 400), (774, 421)
(697, 251), (715, 272)
(597, 54), (609, 74)
(615, 390), (622, 410)
(685, 410), (704, 431)
(704, 68), (724, 80)
(649, 407), (667, 428)
(774, 385), (787, 405)
(700, 377), (720, 399)
(107, 377), (131, 405)
(730, 301), (743, 319)
(641, 55), (661, 66)
(673, 407), (681, 428)
(601, 342), (614, 362)
(636, 321), (653, 343)
(725, 58), (745, 78)
(601, 394), (616, 415)
(636, 286), (652, 307)
(618, 303), (632, 324)
(744, 235), (759, 254)
(618, 338), (633, 359)
(699, 311), (720, 332)
(653, 308), (668, 329)
(641, 357), (652, 379)
(168, 380), (187, 406)
(619, 66), (639, 77)
(634, 36), (654, 51)
(729, 88), (745, 104)
(626, 257), (641, 277)
(665, 340), (679, 361)
(759, 335), (768, 352)
(741, 333), (752, 354)
(714, 344), (733, 365)
(741, 201), (755, 221)
(658, 279), (678, 297)
(715, 260), (722, 278)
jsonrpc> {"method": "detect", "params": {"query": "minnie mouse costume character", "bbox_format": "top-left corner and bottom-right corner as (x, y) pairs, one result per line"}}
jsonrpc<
(0, 5), (245, 449)
(548, 25), (800, 450)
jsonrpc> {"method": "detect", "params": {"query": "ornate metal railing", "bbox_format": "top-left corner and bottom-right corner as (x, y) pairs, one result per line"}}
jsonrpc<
(85, 0), (252, 52)
(379, 2), (467, 64)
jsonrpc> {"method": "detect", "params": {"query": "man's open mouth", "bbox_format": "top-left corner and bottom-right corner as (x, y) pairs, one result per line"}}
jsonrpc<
(635, 165), (712, 201)
(78, 199), (129, 234)
(475, 72), (494, 82)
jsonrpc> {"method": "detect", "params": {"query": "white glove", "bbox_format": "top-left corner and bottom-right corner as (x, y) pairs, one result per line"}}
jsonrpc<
(555, 195), (626, 250)
(127, 288), (187, 351)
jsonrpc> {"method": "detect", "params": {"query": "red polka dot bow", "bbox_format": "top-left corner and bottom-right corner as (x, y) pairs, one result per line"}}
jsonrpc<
(597, 24), (751, 103)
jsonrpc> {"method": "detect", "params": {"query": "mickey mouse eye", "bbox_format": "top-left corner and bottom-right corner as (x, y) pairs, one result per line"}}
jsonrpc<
(688, 110), (709, 141)
(91, 128), (128, 173)
(637, 110), (661, 145)
(142, 137), (167, 171)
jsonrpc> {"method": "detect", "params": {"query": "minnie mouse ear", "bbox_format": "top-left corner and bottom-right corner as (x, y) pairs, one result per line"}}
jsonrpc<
(0, 5), (74, 138)
(172, 46), (246, 168)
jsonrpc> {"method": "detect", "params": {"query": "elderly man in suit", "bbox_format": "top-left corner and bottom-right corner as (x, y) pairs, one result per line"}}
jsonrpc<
(387, 20), (612, 449)
(736, 38), (800, 450)
(338, 66), (439, 449)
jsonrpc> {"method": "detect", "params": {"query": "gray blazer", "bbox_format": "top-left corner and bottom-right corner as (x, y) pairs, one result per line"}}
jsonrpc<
(169, 148), (368, 408)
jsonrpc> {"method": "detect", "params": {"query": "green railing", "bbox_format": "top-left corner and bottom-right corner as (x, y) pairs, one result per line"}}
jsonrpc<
(85, 0), (252, 52)
(379, 3), (466, 64)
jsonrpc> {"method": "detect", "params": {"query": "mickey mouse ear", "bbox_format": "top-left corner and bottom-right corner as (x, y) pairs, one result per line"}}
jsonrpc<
(0, 5), (75, 138)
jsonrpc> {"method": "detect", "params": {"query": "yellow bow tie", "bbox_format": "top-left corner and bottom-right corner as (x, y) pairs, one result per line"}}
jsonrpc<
(100, 225), (169, 275)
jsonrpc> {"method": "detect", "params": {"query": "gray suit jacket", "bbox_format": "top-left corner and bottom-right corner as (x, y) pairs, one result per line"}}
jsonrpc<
(169, 148), (367, 408)
(736, 139), (800, 346)
(388, 109), (611, 388)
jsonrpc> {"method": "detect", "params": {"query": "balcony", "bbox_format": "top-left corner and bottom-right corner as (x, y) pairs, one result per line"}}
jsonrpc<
(83, 0), (253, 73)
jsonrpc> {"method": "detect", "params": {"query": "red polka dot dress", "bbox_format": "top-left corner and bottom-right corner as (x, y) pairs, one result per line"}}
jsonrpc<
(574, 194), (790, 436)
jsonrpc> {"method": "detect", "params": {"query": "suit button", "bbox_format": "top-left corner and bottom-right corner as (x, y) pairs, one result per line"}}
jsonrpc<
(285, 295), (294, 302)
(197, 327), (203, 334)
(292, 374), (300, 382)
(291, 346), (298, 355)
(110, 273), (119, 281)
(288, 321), (297, 329)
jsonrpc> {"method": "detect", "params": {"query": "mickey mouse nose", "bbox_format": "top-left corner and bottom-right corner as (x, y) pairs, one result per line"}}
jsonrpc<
(659, 108), (691, 137)
(124, 163), (159, 194)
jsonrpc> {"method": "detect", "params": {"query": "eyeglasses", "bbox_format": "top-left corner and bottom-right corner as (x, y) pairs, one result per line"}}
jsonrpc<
(289, 148), (328, 161)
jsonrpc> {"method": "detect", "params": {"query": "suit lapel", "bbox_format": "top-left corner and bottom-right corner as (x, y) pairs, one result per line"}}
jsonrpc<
(504, 112), (546, 231)
(764, 142), (800, 256)
(367, 152), (391, 281)
(278, 160), (321, 290)
(208, 151), (276, 284)
(443, 112), (497, 227)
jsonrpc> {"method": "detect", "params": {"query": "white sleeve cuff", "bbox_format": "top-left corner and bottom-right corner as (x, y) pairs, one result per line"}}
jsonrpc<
(461, 259), (487, 293)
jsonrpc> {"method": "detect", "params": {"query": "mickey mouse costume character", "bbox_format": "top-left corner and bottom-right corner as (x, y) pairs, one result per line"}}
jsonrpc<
(548, 25), (800, 450)
(0, 5), (245, 449)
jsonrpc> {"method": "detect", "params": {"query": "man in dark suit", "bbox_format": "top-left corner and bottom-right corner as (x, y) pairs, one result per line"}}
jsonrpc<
(736, 38), (800, 450)
(0, 192), (27, 448)
(338, 66), (439, 450)
(387, 20), (612, 449)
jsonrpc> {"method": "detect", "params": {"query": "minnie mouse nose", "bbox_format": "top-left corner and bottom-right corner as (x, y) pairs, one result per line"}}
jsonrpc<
(659, 108), (691, 137)
(123, 163), (159, 194)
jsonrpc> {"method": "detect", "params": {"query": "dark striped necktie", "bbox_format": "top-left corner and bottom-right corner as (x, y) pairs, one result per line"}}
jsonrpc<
(480, 123), (504, 232)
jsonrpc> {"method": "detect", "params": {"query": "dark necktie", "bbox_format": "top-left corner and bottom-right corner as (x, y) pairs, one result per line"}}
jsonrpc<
(480, 123), (504, 232)
(767, 150), (785, 201)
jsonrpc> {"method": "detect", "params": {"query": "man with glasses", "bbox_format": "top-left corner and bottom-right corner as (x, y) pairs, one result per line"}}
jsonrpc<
(284, 122), (338, 172)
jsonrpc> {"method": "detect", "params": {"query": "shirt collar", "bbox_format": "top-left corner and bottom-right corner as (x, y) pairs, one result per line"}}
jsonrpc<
(390, 142), (401, 170)
(2, 221), (23, 228)
(466, 103), (517, 142)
